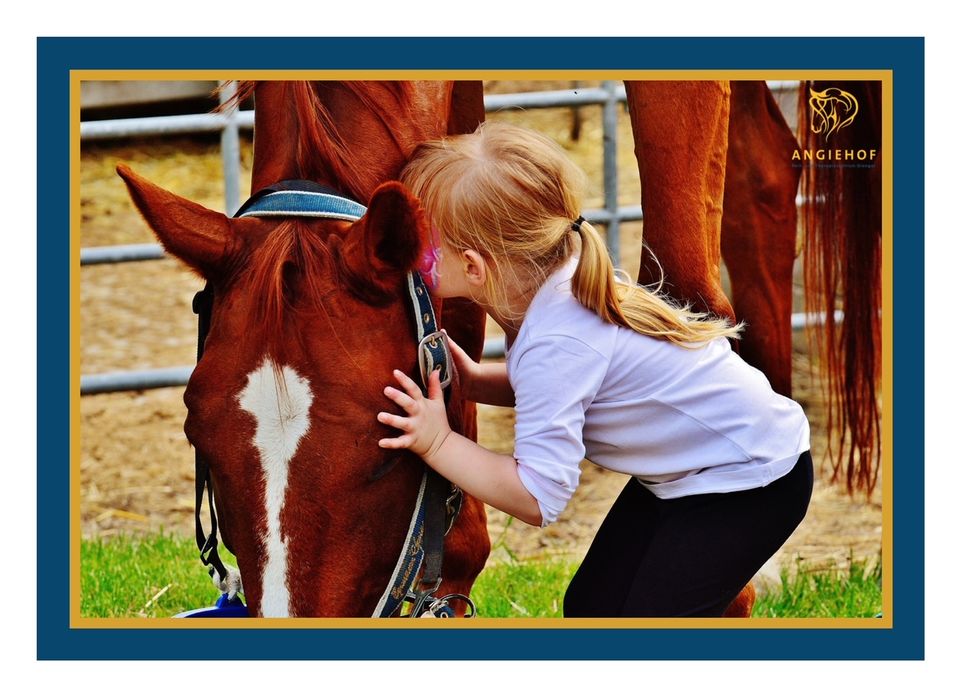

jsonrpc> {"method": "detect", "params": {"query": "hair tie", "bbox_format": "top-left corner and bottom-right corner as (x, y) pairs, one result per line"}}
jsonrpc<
(571, 215), (585, 233)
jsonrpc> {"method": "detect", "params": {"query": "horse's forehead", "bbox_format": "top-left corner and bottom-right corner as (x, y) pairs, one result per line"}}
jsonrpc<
(238, 360), (313, 440)
(235, 358), (311, 618)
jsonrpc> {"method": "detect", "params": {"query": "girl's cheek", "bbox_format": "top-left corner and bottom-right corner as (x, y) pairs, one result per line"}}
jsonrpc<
(418, 245), (442, 291)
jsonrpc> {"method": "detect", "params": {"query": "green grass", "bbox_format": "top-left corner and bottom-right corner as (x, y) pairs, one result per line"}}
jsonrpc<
(753, 556), (883, 618)
(81, 533), (238, 618)
(471, 559), (578, 617)
(80, 533), (881, 619)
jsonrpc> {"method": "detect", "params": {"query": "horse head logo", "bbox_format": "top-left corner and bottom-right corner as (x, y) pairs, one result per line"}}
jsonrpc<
(808, 87), (859, 142)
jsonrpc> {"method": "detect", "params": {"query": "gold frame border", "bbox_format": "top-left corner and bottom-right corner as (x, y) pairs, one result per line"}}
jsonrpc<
(71, 69), (893, 631)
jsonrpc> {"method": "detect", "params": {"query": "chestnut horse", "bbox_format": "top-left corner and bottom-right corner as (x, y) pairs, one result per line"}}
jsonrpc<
(119, 82), (491, 617)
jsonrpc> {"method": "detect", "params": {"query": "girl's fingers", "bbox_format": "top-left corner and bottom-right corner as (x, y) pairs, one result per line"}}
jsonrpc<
(377, 411), (409, 430)
(445, 332), (468, 360)
(427, 368), (443, 401)
(383, 385), (417, 413)
(393, 369), (423, 400)
(443, 331), (476, 371)
(378, 435), (412, 450)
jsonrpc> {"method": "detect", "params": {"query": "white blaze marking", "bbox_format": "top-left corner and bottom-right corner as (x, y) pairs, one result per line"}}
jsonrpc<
(238, 359), (313, 617)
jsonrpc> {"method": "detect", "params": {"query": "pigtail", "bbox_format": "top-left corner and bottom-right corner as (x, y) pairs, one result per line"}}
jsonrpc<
(572, 220), (743, 347)
(570, 221), (624, 324)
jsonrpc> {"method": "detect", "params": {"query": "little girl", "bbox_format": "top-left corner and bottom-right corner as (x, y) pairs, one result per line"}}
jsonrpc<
(377, 121), (813, 618)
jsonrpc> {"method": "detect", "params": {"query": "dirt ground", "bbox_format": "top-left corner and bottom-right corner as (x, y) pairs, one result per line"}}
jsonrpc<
(79, 81), (882, 594)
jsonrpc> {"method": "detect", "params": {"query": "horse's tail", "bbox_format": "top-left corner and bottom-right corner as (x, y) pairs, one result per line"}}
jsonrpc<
(797, 80), (883, 495)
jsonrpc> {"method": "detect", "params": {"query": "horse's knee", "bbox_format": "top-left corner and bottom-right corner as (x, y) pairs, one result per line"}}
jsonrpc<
(722, 582), (757, 618)
(704, 283), (736, 325)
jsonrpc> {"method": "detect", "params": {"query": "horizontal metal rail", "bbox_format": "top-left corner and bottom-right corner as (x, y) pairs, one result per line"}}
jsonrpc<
(81, 311), (842, 395)
(79, 205), (648, 266)
(81, 367), (195, 395)
(81, 243), (168, 265)
(485, 85), (626, 111)
(81, 110), (255, 140)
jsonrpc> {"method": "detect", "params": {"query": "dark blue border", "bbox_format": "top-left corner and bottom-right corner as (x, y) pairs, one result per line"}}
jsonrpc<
(40, 36), (923, 660)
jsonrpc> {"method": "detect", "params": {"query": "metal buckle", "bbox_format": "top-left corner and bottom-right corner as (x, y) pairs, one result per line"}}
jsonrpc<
(417, 330), (452, 390)
(405, 576), (443, 618)
(404, 578), (478, 619)
(425, 593), (477, 619)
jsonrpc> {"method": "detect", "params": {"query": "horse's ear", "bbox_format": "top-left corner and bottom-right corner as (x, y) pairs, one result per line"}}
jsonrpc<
(117, 163), (237, 278)
(341, 181), (426, 299)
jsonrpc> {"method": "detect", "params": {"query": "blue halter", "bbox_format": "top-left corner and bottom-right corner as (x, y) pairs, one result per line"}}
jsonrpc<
(235, 188), (367, 220)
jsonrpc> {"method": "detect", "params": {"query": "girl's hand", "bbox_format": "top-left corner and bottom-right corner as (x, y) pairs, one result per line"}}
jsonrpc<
(444, 329), (515, 407)
(444, 330), (481, 400)
(378, 368), (452, 461)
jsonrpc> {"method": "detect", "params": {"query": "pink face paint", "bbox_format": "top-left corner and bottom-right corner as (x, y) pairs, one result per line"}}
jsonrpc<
(418, 224), (443, 291)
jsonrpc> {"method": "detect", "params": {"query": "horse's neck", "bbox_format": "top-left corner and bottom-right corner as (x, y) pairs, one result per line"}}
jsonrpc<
(248, 83), (296, 192)
(250, 81), (454, 200)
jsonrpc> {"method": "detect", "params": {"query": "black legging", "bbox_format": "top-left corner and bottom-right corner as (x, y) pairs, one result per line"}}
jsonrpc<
(563, 450), (814, 617)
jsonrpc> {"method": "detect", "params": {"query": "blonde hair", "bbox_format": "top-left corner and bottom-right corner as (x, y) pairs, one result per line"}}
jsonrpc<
(400, 121), (742, 347)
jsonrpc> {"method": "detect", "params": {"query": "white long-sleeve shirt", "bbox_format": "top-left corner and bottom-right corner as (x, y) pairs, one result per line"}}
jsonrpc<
(507, 259), (811, 526)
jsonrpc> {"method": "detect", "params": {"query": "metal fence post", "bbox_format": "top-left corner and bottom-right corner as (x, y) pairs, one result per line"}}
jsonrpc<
(218, 81), (241, 216)
(601, 80), (620, 266)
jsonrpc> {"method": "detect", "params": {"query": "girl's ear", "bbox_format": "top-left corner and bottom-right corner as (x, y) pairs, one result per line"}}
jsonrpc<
(461, 249), (488, 290)
(117, 163), (249, 279)
(339, 181), (426, 301)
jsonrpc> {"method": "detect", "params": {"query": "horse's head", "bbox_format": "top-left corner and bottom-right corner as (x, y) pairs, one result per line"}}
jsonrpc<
(118, 163), (455, 616)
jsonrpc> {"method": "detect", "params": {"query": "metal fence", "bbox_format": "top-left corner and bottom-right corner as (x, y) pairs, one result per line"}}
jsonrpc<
(80, 80), (802, 395)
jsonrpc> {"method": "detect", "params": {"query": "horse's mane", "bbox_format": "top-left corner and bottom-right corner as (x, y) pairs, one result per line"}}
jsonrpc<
(241, 218), (336, 360)
(222, 80), (415, 203)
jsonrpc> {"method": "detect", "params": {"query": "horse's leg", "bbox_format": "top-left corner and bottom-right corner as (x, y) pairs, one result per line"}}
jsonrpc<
(720, 81), (802, 397)
(626, 80), (758, 616)
(625, 80), (735, 323)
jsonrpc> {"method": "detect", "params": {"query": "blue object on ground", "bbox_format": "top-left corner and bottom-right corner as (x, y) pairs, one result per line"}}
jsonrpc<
(173, 593), (249, 618)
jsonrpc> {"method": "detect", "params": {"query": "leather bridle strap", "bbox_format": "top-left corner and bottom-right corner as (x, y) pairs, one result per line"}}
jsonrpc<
(406, 272), (459, 615)
(372, 270), (460, 618)
(191, 283), (229, 583)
